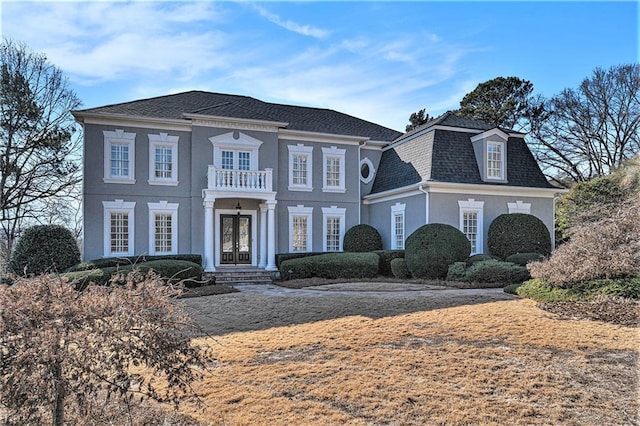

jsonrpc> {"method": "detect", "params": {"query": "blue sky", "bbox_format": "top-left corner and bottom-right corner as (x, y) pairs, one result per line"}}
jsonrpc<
(1, 1), (638, 131)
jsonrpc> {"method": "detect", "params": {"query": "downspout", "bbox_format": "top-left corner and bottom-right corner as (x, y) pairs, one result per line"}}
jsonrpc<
(418, 184), (429, 224)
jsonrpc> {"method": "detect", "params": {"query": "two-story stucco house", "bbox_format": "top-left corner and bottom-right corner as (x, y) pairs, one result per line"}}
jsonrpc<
(72, 91), (559, 274)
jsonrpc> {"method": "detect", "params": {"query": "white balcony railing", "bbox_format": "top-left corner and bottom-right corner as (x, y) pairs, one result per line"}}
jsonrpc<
(207, 166), (273, 192)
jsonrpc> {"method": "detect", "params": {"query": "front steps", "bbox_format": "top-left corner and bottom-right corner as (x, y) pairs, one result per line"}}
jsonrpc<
(204, 268), (279, 285)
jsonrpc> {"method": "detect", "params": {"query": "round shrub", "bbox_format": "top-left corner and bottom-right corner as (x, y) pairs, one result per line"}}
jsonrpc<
(465, 253), (497, 267)
(390, 258), (411, 279)
(9, 225), (80, 276)
(405, 224), (471, 279)
(487, 214), (551, 259)
(343, 224), (383, 252)
(374, 250), (405, 277)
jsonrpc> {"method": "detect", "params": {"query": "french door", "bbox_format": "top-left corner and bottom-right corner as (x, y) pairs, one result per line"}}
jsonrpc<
(220, 214), (251, 264)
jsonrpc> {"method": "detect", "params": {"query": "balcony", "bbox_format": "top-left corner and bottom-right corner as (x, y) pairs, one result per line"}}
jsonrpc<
(207, 166), (273, 193)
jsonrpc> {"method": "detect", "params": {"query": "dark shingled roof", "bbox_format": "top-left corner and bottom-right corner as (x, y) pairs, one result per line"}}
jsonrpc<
(75, 90), (403, 141)
(371, 127), (553, 193)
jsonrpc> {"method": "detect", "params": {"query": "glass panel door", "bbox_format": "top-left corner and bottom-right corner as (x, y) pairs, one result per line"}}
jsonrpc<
(220, 214), (252, 265)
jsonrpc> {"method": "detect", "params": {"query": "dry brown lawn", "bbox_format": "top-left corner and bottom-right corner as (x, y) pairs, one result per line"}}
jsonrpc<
(170, 298), (638, 425)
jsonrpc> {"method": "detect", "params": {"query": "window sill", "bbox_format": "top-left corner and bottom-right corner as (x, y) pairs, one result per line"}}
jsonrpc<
(322, 187), (346, 193)
(288, 186), (313, 192)
(148, 180), (179, 186)
(103, 178), (136, 184)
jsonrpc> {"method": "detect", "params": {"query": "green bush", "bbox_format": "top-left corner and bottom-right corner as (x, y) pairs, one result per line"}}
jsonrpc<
(66, 254), (202, 272)
(405, 224), (471, 279)
(343, 224), (383, 252)
(447, 260), (530, 284)
(487, 214), (551, 259)
(9, 225), (80, 276)
(373, 250), (405, 277)
(465, 253), (497, 267)
(275, 252), (328, 269)
(390, 258), (411, 279)
(280, 252), (379, 279)
(505, 252), (545, 266)
(516, 277), (640, 303)
(503, 283), (522, 294)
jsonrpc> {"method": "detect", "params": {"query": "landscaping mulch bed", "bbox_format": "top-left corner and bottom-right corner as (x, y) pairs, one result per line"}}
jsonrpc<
(540, 295), (640, 327)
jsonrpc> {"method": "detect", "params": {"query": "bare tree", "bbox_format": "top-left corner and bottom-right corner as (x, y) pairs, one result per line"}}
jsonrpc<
(0, 39), (81, 261)
(0, 271), (208, 425)
(528, 64), (640, 184)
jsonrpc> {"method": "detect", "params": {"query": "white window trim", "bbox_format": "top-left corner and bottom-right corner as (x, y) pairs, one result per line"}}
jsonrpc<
(103, 129), (136, 184)
(148, 133), (179, 186)
(359, 157), (376, 184)
(103, 200), (136, 257)
(486, 141), (506, 181)
(322, 146), (346, 193)
(507, 200), (531, 214)
(390, 202), (406, 250)
(287, 205), (313, 252)
(458, 198), (484, 254)
(288, 144), (313, 191)
(209, 131), (262, 170)
(148, 201), (179, 255)
(322, 205), (346, 251)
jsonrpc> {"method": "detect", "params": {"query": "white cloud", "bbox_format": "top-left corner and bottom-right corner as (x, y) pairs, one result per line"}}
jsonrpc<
(251, 4), (329, 39)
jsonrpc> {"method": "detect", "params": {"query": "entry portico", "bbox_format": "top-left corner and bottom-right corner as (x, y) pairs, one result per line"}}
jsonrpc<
(202, 166), (277, 272)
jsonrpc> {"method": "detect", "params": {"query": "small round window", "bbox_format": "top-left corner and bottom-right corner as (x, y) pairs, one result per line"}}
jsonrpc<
(359, 158), (375, 184)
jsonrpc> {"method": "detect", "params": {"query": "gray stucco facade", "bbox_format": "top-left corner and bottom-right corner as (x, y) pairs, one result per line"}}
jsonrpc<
(74, 91), (560, 268)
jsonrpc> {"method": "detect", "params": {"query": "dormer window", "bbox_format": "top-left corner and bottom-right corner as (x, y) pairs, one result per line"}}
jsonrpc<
(486, 141), (504, 180)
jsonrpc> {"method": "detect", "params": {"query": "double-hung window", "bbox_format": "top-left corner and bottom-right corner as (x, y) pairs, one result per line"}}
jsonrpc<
(288, 144), (313, 191)
(288, 205), (313, 252)
(149, 133), (179, 185)
(148, 201), (178, 255)
(322, 206), (346, 251)
(103, 200), (136, 257)
(322, 146), (346, 193)
(390, 203), (406, 249)
(458, 199), (484, 255)
(486, 142), (504, 180)
(103, 130), (136, 184)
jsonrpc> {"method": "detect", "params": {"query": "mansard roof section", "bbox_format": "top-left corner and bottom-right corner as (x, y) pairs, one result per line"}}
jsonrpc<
(371, 126), (554, 194)
(75, 90), (403, 141)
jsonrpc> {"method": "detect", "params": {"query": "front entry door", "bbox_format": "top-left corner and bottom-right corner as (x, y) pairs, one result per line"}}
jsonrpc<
(221, 214), (251, 264)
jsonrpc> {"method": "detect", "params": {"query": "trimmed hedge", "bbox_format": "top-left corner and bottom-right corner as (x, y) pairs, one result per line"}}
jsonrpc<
(505, 252), (545, 266)
(343, 224), (383, 252)
(447, 260), (530, 284)
(465, 253), (497, 267)
(9, 225), (81, 276)
(390, 258), (411, 279)
(405, 224), (471, 279)
(275, 252), (328, 269)
(373, 250), (405, 277)
(487, 214), (551, 259)
(66, 254), (202, 272)
(65, 260), (204, 289)
(280, 252), (379, 279)
(516, 277), (640, 303)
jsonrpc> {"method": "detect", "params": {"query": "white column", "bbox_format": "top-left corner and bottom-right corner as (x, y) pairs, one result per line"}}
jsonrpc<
(258, 203), (267, 269)
(266, 200), (277, 271)
(203, 199), (216, 272)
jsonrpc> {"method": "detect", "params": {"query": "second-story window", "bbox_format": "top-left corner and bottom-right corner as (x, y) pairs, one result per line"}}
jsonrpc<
(103, 129), (136, 184)
(148, 133), (179, 186)
(322, 146), (346, 193)
(221, 150), (251, 170)
(288, 144), (313, 191)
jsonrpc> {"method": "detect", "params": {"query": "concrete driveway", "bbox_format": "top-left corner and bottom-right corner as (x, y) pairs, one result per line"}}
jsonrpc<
(179, 282), (518, 336)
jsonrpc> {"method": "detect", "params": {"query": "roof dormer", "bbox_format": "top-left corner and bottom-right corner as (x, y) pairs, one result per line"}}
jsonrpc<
(470, 128), (509, 183)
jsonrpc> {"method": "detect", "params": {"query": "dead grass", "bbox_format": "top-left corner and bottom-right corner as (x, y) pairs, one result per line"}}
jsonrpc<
(160, 298), (639, 425)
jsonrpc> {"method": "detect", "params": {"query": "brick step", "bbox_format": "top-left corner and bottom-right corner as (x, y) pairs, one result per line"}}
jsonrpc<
(204, 269), (278, 285)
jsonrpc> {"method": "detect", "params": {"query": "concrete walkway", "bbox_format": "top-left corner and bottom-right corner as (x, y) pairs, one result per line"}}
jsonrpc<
(180, 282), (518, 336)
